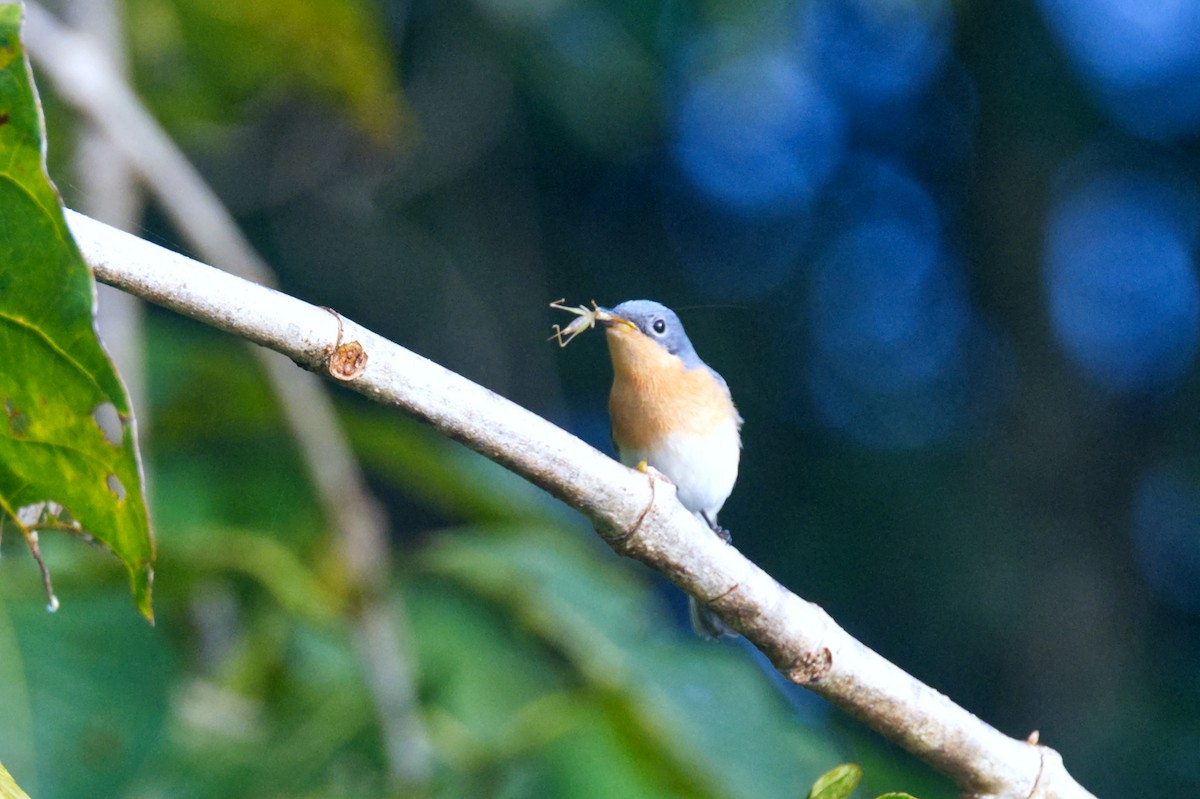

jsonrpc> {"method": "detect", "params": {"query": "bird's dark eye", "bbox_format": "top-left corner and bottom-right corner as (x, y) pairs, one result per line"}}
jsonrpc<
(652, 319), (667, 335)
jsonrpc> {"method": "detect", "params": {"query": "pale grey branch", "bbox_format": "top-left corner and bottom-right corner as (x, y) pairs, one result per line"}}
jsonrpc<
(67, 209), (1098, 799)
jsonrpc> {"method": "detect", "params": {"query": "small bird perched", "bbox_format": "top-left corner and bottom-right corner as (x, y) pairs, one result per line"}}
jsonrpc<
(598, 300), (742, 638)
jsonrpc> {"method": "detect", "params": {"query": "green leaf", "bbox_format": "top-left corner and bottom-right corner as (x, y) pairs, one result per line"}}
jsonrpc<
(0, 761), (31, 799)
(808, 763), (863, 799)
(126, 0), (406, 144)
(0, 4), (154, 619)
(168, 526), (345, 624)
(0, 590), (172, 797)
(874, 794), (919, 798)
(0, 598), (33, 787)
(420, 524), (844, 799)
(344, 404), (562, 525)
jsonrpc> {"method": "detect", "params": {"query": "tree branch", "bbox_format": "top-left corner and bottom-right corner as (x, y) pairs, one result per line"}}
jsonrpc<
(66, 209), (1097, 799)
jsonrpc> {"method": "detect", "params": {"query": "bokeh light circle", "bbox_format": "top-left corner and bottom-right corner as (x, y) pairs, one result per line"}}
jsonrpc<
(802, 0), (952, 109)
(1037, 0), (1200, 140)
(1045, 169), (1200, 395)
(806, 159), (975, 448)
(671, 49), (845, 214)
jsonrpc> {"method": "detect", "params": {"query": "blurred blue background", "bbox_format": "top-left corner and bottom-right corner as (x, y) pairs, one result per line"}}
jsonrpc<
(14, 0), (1200, 796)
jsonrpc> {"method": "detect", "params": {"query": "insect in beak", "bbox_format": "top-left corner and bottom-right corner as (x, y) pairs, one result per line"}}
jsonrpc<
(548, 299), (634, 347)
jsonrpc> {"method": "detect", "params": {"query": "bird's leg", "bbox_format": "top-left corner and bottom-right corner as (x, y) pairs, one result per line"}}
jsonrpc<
(700, 511), (732, 544)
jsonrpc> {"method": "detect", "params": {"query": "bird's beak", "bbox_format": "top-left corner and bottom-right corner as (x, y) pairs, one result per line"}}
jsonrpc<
(595, 307), (638, 332)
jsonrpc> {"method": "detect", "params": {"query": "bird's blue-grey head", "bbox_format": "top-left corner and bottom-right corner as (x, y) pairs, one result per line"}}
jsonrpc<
(604, 300), (703, 368)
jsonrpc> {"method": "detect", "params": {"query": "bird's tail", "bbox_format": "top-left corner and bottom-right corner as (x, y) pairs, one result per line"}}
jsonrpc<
(689, 596), (735, 639)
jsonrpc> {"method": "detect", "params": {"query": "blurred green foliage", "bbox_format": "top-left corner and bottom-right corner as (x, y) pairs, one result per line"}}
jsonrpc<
(123, 0), (406, 144)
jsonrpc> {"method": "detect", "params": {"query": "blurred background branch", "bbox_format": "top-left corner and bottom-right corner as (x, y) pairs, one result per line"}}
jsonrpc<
(22, 2), (432, 788)
(64, 0), (146, 416)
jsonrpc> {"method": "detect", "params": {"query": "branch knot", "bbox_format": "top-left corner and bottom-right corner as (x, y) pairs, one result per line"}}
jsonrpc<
(321, 306), (368, 380)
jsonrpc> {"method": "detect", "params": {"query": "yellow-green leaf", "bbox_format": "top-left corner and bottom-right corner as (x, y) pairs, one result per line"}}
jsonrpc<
(0, 3), (154, 619)
(808, 763), (863, 799)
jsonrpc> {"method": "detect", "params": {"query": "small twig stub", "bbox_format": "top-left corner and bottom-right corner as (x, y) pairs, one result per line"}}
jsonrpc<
(321, 306), (368, 380)
(330, 341), (368, 380)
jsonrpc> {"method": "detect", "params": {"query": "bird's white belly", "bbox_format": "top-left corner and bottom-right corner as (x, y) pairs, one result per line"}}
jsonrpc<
(619, 421), (740, 520)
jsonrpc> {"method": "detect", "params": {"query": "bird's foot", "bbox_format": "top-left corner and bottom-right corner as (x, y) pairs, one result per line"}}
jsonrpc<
(700, 511), (733, 544)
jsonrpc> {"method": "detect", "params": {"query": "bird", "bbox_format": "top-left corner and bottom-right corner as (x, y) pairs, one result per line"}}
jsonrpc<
(598, 300), (742, 639)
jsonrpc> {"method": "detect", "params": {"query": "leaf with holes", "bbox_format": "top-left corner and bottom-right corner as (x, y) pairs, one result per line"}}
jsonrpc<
(0, 4), (153, 619)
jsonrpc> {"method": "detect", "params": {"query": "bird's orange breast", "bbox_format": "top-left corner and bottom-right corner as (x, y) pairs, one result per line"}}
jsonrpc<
(606, 325), (740, 453)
